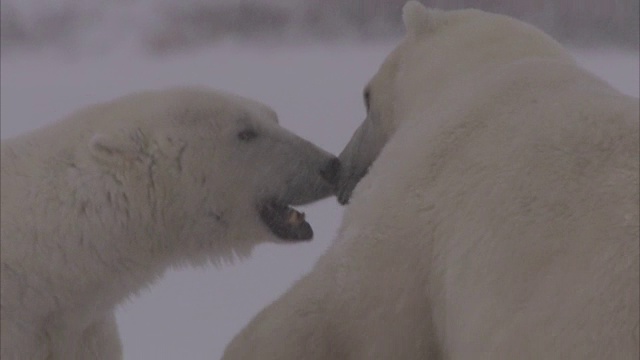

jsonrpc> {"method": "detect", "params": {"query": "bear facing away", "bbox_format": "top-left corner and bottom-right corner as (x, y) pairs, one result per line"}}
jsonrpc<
(0, 87), (340, 359)
(222, 2), (639, 359)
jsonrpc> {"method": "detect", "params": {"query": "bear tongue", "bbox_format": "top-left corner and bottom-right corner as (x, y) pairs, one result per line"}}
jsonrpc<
(259, 202), (313, 241)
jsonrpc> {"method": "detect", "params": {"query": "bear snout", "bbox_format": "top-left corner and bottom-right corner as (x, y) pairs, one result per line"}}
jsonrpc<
(318, 157), (341, 187)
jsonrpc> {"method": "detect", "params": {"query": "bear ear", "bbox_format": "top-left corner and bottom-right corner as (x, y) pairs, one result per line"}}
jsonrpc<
(402, 1), (444, 38)
(88, 129), (147, 168)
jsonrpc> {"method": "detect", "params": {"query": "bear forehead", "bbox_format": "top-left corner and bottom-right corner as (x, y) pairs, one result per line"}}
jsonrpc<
(167, 88), (279, 125)
(111, 87), (278, 127)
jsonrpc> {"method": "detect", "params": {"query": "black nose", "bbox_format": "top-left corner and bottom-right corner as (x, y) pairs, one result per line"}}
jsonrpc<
(319, 157), (341, 186)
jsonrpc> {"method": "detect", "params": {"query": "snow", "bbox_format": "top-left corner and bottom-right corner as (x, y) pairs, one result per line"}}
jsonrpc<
(1, 42), (638, 359)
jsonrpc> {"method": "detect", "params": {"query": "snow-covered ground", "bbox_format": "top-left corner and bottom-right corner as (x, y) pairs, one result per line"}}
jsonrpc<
(1, 43), (638, 359)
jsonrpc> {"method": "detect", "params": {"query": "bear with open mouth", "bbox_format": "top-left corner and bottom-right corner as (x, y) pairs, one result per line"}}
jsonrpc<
(0, 86), (340, 359)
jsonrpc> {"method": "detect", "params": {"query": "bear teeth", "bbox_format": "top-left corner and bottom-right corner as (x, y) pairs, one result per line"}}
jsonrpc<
(259, 201), (313, 241)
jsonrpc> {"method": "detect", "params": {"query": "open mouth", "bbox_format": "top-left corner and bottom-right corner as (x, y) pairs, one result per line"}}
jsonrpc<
(259, 201), (313, 241)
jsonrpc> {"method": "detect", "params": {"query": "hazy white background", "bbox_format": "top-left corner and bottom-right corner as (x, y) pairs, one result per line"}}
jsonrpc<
(1, 1), (638, 359)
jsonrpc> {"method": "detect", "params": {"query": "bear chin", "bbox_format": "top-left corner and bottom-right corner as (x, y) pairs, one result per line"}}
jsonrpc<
(259, 201), (313, 241)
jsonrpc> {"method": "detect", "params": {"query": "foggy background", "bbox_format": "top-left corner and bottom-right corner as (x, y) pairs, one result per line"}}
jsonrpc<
(2, 0), (638, 56)
(1, 1), (638, 359)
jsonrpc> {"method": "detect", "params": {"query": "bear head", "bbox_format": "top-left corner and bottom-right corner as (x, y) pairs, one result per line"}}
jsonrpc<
(336, 1), (572, 204)
(85, 87), (340, 263)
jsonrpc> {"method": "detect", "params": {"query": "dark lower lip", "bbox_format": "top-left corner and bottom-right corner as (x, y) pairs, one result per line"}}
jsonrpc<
(258, 201), (313, 241)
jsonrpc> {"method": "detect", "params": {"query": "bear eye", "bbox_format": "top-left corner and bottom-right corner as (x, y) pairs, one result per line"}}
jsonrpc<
(237, 129), (258, 142)
(363, 88), (371, 111)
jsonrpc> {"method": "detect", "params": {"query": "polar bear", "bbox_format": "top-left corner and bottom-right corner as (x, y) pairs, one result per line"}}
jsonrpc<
(0, 87), (341, 360)
(222, 2), (639, 359)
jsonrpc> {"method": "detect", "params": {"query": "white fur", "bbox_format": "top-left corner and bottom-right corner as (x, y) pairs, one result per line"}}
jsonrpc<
(402, 1), (444, 38)
(223, 4), (639, 360)
(1, 87), (337, 359)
